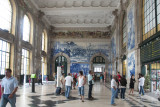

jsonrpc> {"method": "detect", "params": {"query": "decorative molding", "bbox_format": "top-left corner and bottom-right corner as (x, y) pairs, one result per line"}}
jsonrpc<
(30, 0), (121, 31)
(51, 31), (111, 39)
(0, 30), (15, 43)
(21, 41), (32, 50)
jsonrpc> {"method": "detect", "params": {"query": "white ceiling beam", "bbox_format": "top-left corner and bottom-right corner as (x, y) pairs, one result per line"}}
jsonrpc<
(40, 7), (117, 15)
(51, 24), (110, 27)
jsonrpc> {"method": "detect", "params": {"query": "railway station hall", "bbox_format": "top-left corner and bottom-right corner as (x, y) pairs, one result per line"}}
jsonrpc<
(1, 0), (160, 107)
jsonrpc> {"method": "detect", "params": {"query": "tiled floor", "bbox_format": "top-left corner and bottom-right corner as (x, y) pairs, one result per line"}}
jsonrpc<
(2, 82), (160, 107)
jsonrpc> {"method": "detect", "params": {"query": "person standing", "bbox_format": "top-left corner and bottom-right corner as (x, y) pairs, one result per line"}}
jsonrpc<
(88, 70), (94, 100)
(115, 77), (119, 99)
(138, 73), (141, 92)
(117, 72), (121, 82)
(104, 71), (106, 85)
(38, 73), (43, 85)
(129, 75), (136, 95)
(60, 73), (65, 94)
(111, 76), (117, 106)
(139, 74), (145, 98)
(78, 71), (86, 102)
(65, 73), (73, 99)
(0, 69), (18, 107)
(100, 74), (103, 83)
(120, 76), (127, 100)
(73, 75), (77, 89)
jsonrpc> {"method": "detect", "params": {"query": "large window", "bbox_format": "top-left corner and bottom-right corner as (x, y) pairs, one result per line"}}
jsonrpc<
(0, 40), (10, 75)
(41, 57), (47, 75)
(157, 0), (160, 31)
(21, 49), (30, 75)
(42, 32), (45, 51)
(23, 15), (31, 42)
(122, 15), (127, 48)
(0, 0), (12, 32)
(142, 0), (160, 41)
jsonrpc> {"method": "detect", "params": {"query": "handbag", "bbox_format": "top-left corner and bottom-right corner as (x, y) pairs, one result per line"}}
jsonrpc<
(89, 80), (92, 85)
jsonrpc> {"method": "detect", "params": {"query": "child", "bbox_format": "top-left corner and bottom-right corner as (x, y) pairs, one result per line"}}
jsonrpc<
(29, 77), (31, 86)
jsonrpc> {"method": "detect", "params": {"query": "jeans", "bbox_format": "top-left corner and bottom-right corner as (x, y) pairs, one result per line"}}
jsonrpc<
(88, 84), (93, 98)
(111, 88), (116, 105)
(139, 86), (145, 95)
(121, 88), (126, 99)
(65, 86), (71, 98)
(115, 88), (119, 98)
(78, 86), (84, 96)
(0, 94), (16, 107)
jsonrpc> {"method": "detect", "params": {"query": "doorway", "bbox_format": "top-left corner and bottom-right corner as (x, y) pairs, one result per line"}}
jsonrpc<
(55, 56), (67, 76)
(92, 56), (105, 81)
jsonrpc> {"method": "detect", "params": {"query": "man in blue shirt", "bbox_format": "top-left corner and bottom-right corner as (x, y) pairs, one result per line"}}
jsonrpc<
(0, 69), (18, 107)
(88, 70), (94, 100)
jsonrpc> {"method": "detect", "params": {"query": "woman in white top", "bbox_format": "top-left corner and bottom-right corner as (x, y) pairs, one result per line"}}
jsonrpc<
(78, 71), (86, 102)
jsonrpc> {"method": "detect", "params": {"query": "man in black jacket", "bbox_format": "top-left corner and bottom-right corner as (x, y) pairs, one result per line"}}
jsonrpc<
(120, 76), (127, 100)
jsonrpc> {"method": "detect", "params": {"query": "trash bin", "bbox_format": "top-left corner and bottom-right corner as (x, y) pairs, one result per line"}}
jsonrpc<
(31, 74), (36, 93)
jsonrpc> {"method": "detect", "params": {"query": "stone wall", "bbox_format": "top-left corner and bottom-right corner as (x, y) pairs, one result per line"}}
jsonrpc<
(109, 0), (142, 90)
(50, 38), (110, 75)
(0, 0), (50, 81)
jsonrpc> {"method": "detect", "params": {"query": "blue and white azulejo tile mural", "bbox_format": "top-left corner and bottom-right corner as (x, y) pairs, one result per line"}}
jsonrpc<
(51, 41), (110, 63)
(70, 63), (89, 76)
(111, 31), (116, 60)
(127, 1), (135, 51)
(127, 51), (135, 78)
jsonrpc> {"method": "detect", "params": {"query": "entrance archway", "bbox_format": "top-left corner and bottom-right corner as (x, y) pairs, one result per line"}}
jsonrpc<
(55, 56), (67, 76)
(52, 52), (70, 76)
(90, 53), (109, 71)
(90, 53), (109, 81)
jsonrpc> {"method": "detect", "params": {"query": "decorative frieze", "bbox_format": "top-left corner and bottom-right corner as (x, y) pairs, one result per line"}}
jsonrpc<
(51, 31), (111, 39)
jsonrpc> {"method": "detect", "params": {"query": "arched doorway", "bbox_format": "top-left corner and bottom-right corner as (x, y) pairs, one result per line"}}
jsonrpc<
(92, 56), (105, 81)
(55, 56), (67, 76)
(52, 52), (71, 77)
(90, 53), (109, 81)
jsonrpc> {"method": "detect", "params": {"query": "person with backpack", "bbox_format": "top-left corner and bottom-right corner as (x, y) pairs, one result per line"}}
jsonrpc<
(120, 76), (127, 100)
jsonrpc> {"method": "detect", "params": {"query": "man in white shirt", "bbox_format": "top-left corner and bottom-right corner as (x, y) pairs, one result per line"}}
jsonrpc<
(111, 76), (117, 106)
(65, 73), (73, 99)
(0, 69), (18, 107)
(139, 74), (145, 96)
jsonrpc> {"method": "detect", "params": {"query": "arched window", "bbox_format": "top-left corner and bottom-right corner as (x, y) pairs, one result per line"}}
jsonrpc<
(122, 14), (127, 48)
(42, 30), (47, 52)
(0, 0), (12, 32)
(42, 32), (45, 51)
(23, 15), (31, 42)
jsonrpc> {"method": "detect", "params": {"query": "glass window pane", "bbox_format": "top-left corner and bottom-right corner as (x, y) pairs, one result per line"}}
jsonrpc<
(23, 15), (30, 42)
(21, 49), (30, 75)
(0, 40), (11, 75)
(0, 0), (12, 32)
(143, 0), (156, 40)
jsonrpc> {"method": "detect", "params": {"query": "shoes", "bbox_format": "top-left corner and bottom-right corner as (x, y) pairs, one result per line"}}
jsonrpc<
(82, 100), (84, 102)
(88, 98), (93, 100)
(111, 103), (116, 106)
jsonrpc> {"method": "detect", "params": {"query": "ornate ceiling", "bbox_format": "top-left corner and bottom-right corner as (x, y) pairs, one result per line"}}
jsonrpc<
(31, 0), (121, 31)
